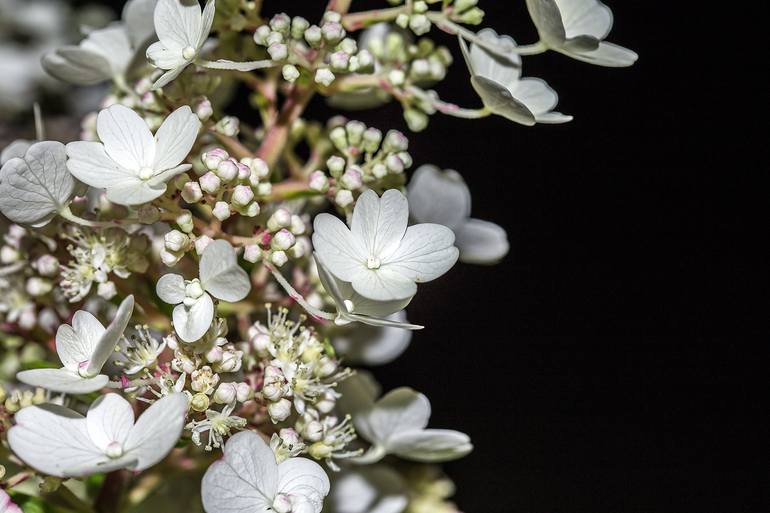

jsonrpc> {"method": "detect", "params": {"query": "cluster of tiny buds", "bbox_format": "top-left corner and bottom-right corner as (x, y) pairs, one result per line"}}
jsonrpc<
(311, 120), (411, 208)
(253, 11), (374, 87)
(243, 208), (309, 268)
(0, 385), (46, 413)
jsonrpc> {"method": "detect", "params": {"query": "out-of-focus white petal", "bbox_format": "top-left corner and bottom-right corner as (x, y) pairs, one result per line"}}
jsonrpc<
(355, 388), (431, 446)
(387, 429), (473, 462)
(80, 26), (133, 77)
(332, 467), (407, 513)
(8, 404), (101, 478)
(87, 295), (134, 375)
(199, 240), (251, 302)
(334, 311), (413, 365)
(276, 458), (330, 513)
(124, 393), (188, 470)
(153, 105), (200, 171)
(407, 165), (471, 229)
(335, 371), (381, 416)
(351, 189), (409, 262)
(65, 141), (138, 189)
(123, 0), (159, 48)
(382, 223), (458, 284)
(156, 273), (186, 304)
(86, 393), (135, 452)
(41, 48), (113, 85)
(455, 218), (510, 264)
(313, 214), (367, 282)
(15, 368), (108, 394)
(97, 104), (155, 171)
(1, 140), (32, 165)
(172, 292), (214, 342)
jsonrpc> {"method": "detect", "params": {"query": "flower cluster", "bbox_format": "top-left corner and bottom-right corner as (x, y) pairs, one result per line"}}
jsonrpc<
(0, 0), (636, 512)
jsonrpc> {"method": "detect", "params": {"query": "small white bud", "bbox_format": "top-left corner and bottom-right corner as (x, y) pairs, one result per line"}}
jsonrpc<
(97, 281), (117, 300)
(345, 120), (366, 146)
(248, 157), (270, 179)
(215, 117), (240, 137)
(329, 127), (347, 151)
(213, 383), (237, 404)
(194, 97), (213, 121)
(291, 16), (310, 39)
(195, 235), (213, 255)
(372, 163), (388, 179)
(243, 244), (262, 263)
(181, 181), (203, 203)
(26, 277), (52, 297)
(199, 172), (222, 194)
(267, 208), (292, 231)
(212, 201), (231, 221)
(338, 38), (357, 55)
(304, 25), (322, 47)
(216, 159), (239, 182)
(335, 189), (354, 208)
(321, 22), (345, 43)
(340, 167), (363, 190)
(302, 421), (324, 442)
(165, 230), (189, 252)
(395, 13), (410, 28)
(253, 25), (271, 45)
(231, 185), (255, 207)
(268, 43), (288, 61)
(290, 215), (306, 235)
(309, 171), (329, 192)
(271, 229), (296, 251)
(176, 210), (194, 233)
(330, 51), (350, 71)
(267, 398), (292, 422)
(282, 64), (300, 82)
(385, 154), (405, 174)
(387, 69), (406, 86)
(202, 148), (229, 170)
(270, 13), (291, 33)
(314, 68), (335, 86)
(34, 255), (59, 277)
(160, 248), (182, 267)
(271, 250), (288, 267)
(0, 246), (20, 264)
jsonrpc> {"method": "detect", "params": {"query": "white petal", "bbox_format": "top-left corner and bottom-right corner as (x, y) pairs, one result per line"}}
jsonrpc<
(345, 312), (422, 330)
(41, 47), (113, 85)
(123, 0), (159, 48)
(124, 393), (188, 470)
(199, 240), (251, 302)
(156, 273), (186, 304)
(355, 388), (431, 446)
(525, 0), (567, 45)
(382, 223), (458, 284)
(513, 78), (572, 124)
(80, 26), (133, 77)
(65, 141), (138, 189)
(1, 140), (32, 166)
(197, 0), (216, 49)
(87, 393), (135, 452)
(556, 0), (613, 40)
(387, 429), (473, 462)
(312, 214), (367, 282)
(335, 371), (381, 416)
(466, 71), (535, 126)
(468, 29), (521, 86)
(332, 467), (407, 513)
(455, 218), (510, 264)
(351, 189), (409, 262)
(200, 59), (274, 71)
(0, 141), (76, 226)
(172, 292), (214, 342)
(105, 178), (167, 206)
(201, 431), (278, 513)
(154, 0), (202, 48)
(334, 311), (413, 365)
(15, 368), (109, 394)
(57, 310), (105, 371)
(153, 106), (200, 171)
(146, 41), (186, 70)
(0, 489), (22, 513)
(87, 294), (134, 376)
(8, 404), (102, 478)
(276, 458), (330, 513)
(97, 104), (155, 171)
(349, 266), (417, 302)
(407, 165), (471, 229)
(562, 40), (638, 67)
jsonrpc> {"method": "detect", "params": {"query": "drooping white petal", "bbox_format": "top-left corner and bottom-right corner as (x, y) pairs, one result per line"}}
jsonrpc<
(351, 189), (409, 262)
(154, 0), (203, 49)
(172, 292), (214, 342)
(153, 105), (200, 171)
(41, 47), (113, 85)
(80, 26), (133, 77)
(66, 141), (140, 189)
(468, 29), (522, 88)
(87, 295), (134, 376)
(124, 393), (188, 470)
(556, 0), (613, 40)
(382, 223), (458, 284)
(514, 78), (572, 123)
(146, 41), (187, 70)
(8, 404), (101, 478)
(87, 393), (135, 453)
(407, 165), (471, 230)
(455, 218), (510, 264)
(56, 310), (106, 371)
(276, 458), (330, 513)
(201, 431), (278, 513)
(354, 388), (431, 447)
(349, 266), (417, 303)
(97, 104), (155, 172)
(15, 368), (109, 394)
(156, 273), (186, 304)
(197, 0), (216, 50)
(387, 429), (473, 462)
(312, 214), (367, 283)
(123, 0), (159, 48)
(332, 467), (407, 513)
(563, 40), (638, 67)
(334, 311), (413, 365)
(525, 0), (567, 45)
(0, 141), (76, 226)
(199, 240), (251, 302)
(105, 177), (167, 205)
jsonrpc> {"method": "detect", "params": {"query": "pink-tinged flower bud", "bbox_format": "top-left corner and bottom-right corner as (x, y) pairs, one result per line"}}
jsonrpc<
(202, 148), (229, 170)
(279, 427), (302, 445)
(335, 189), (354, 208)
(385, 154), (405, 174)
(236, 162), (251, 180)
(304, 25), (322, 47)
(216, 159), (239, 182)
(321, 21), (345, 43)
(272, 494), (292, 513)
(165, 230), (190, 252)
(264, 365), (283, 379)
(181, 181), (203, 203)
(34, 255), (59, 277)
(268, 43), (288, 61)
(199, 171), (221, 194)
(205, 346), (224, 363)
(267, 208), (292, 231)
(330, 51), (350, 71)
(194, 235), (213, 255)
(372, 163), (388, 178)
(244, 244), (262, 263)
(271, 229), (296, 251)
(212, 201), (231, 221)
(232, 185), (255, 207)
(235, 382), (251, 402)
(340, 166), (363, 190)
(270, 13), (291, 33)
(271, 250), (288, 267)
(213, 382), (237, 404)
(194, 97), (213, 121)
(383, 129), (409, 152)
(268, 398), (292, 422)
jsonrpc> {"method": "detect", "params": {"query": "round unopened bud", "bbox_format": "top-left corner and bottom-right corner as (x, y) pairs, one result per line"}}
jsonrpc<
(160, 249), (181, 267)
(206, 346), (224, 363)
(330, 51), (350, 71)
(383, 129), (409, 152)
(254, 25), (271, 45)
(270, 13), (291, 33)
(262, 384), (283, 402)
(213, 382), (237, 404)
(165, 230), (189, 252)
(214, 348), (242, 373)
(248, 157), (270, 179)
(404, 108), (429, 132)
(0, 246), (20, 264)
(302, 420), (324, 442)
(282, 64), (300, 82)
(268, 398), (292, 422)
(309, 171), (329, 192)
(176, 210), (194, 233)
(304, 25), (322, 46)
(395, 13), (410, 28)
(345, 121), (366, 146)
(235, 382), (252, 402)
(290, 215), (306, 235)
(338, 38), (357, 55)
(340, 167), (363, 189)
(322, 22), (345, 43)
(215, 116), (240, 137)
(194, 97), (213, 121)
(271, 229), (296, 251)
(190, 393), (210, 412)
(26, 277), (52, 296)
(329, 127), (348, 151)
(372, 163), (388, 179)
(409, 14), (431, 35)
(35, 255), (59, 277)
(271, 250), (288, 267)
(244, 244), (262, 263)
(323, 10), (342, 23)
(199, 171), (222, 194)
(454, 0), (478, 11)
(314, 68), (335, 86)
(195, 235), (213, 255)
(291, 16), (310, 39)
(252, 333), (270, 354)
(385, 154), (405, 174)
(457, 7), (484, 25)
(362, 127), (382, 153)
(411, 58), (430, 78)
(202, 148), (229, 170)
(356, 49), (374, 70)
(387, 69), (406, 86)
(288, 238), (307, 259)
(335, 189), (354, 208)
(266, 32), (284, 46)
(236, 161), (251, 180)
(232, 185), (255, 207)
(268, 43), (288, 61)
(180, 181), (202, 203)
(216, 159), (239, 182)
(212, 201), (231, 221)
(97, 282), (117, 300)
(267, 208), (292, 231)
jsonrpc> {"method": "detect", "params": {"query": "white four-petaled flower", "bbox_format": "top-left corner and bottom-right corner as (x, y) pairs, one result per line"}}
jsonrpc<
(157, 240), (250, 342)
(460, 29), (572, 126)
(8, 392), (188, 478)
(146, 0), (216, 89)
(16, 295), (134, 394)
(526, 0), (638, 67)
(66, 104), (200, 205)
(201, 431), (330, 513)
(312, 189), (458, 303)
(407, 165), (509, 264)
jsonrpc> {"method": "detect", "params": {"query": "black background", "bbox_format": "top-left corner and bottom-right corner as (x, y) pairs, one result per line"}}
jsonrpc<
(67, 0), (769, 511)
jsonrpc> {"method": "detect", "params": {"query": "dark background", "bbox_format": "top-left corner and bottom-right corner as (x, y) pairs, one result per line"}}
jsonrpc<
(61, 0), (770, 511)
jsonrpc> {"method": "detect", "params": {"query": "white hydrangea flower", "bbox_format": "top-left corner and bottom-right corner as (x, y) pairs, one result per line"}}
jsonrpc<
(332, 311), (413, 365)
(41, 0), (158, 85)
(460, 29), (572, 126)
(16, 295), (134, 394)
(146, 0), (216, 89)
(353, 388), (473, 463)
(312, 189), (458, 302)
(66, 104), (201, 206)
(526, 0), (638, 67)
(407, 165), (509, 264)
(330, 466), (407, 513)
(0, 141), (77, 227)
(201, 431), (330, 513)
(8, 392), (188, 478)
(0, 490), (21, 513)
(156, 240), (250, 342)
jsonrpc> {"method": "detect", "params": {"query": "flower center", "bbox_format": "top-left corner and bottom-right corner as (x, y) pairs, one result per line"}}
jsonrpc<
(366, 255), (381, 269)
(105, 441), (124, 459)
(138, 167), (154, 180)
(185, 279), (204, 299)
(77, 360), (95, 378)
(272, 494), (292, 513)
(182, 46), (197, 60)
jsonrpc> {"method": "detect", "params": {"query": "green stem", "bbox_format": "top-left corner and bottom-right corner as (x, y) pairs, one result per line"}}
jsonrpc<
(59, 206), (137, 229)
